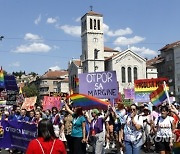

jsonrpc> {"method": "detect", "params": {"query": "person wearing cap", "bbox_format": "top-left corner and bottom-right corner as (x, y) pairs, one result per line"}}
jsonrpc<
(142, 106), (153, 152)
(88, 108), (110, 154)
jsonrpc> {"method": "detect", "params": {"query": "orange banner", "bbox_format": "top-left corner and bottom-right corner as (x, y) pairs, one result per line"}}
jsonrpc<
(21, 96), (37, 111)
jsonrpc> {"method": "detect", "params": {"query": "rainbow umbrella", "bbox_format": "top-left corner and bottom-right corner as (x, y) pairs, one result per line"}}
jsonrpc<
(68, 94), (110, 110)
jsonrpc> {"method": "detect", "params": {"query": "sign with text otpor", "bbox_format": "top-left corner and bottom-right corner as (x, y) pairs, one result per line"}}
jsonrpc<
(79, 71), (118, 99)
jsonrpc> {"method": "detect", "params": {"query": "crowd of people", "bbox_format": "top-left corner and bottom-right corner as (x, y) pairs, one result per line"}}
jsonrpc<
(0, 100), (180, 154)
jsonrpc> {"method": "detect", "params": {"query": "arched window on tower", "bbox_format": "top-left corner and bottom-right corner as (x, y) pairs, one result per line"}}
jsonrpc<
(84, 19), (86, 29)
(81, 22), (84, 32)
(90, 18), (93, 29)
(94, 19), (96, 30)
(134, 67), (138, 80)
(121, 67), (126, 83)
(128, 67), (132, 83)
(98, 20), (100, 30)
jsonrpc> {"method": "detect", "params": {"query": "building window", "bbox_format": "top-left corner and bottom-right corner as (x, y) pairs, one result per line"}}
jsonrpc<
(128, 67), (132, 83)
(168, 65), (173, 71)
(121, 67), (126, 83)
(93, 38), (98, 42)
(90, 18), (93, 29)
(134, 67), (138, 80)
(98, 20), (100, 30)
(94, 49), (98, 59)
(53, 81), (58, 86)
(71, 76), (73, 88)
(177, 74), (180, 81)
(53, 88), (58, 92)
(81, 22), (84, 32)
(178, 86), (180, 92)
(166, 54), (173, 61)
(41, 81), (47, 85)
(84, 19), (86, 29)
(94, 19), (96, 30)
(74, 75), (77, 88)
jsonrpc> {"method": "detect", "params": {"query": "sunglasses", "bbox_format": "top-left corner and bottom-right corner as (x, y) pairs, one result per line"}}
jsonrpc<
(130, 108), (136, 112)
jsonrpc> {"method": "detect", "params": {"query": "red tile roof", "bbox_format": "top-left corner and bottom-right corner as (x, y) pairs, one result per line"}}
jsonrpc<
(73, 60), (81, 67)
(105, 53), (119, 61)
(42, 70), (68, 79)
(104, 46), (119, 52)
(81, 11), (103, 19)
(159, 41), (180, 51)
(87, 11), (103, 16)
(146, 56), (164, 66)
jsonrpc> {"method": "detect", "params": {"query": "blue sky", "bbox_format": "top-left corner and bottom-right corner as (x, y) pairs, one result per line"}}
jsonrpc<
(0, 0), (180, 75)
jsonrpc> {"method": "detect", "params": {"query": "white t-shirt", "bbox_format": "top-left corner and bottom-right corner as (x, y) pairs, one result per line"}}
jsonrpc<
(155, 116), (174, 138)
(124, 114), (143, 142)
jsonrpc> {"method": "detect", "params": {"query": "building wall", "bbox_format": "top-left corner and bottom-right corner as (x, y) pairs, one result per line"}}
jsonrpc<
(159, 49), (175, 95)
(146, 68), (158, 79)
(58, 82), (69, 93)
(68, 61), (82, 93)
(174, 46), (180, 99)
(110, 50), (146, 93)
(39, 79), (61, 96)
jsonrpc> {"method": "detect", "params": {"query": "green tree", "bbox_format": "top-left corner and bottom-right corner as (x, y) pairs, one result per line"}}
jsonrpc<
(28, 72), (38, 77)
(23, 83), (39, 97)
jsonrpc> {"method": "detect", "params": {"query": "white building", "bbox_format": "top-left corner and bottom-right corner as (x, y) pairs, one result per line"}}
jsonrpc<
(68, 10), (149, 94)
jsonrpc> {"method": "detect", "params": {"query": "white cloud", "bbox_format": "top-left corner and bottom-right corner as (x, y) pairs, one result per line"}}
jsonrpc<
(107, 27), (133, 37)
(103, 23), (110, 34)
(75, 17), (81, 22)
(34, 14), (41, 25)
(53, 45), (60, 50)
(103, 23), (132, 37)
(114, 36), (145, 46)
(14, 43), (51, 53)
(9, 62), (20, 67)
(129, 46), (157, 56)
(58, 25), (81, 37)
(24, 33), (41, 41)
(47, 17), (57, 24)
(114, 47), (122, 51)
(49, 66), (61, 71)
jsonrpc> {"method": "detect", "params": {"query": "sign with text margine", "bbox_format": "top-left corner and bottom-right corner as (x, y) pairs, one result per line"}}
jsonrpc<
(79, 71), (118, 99)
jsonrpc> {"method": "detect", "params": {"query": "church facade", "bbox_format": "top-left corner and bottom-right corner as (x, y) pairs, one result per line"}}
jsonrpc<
(68, 11), (150, 94)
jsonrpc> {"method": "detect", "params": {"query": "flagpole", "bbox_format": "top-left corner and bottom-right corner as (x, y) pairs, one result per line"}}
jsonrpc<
(163, 81), (171, 105)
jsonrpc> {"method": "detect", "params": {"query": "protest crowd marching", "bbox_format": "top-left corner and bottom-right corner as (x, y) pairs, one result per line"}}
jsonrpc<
(0, 98), (180, 154)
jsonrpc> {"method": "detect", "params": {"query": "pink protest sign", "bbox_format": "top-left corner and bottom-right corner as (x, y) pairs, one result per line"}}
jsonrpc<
(42, 96), (61, 110)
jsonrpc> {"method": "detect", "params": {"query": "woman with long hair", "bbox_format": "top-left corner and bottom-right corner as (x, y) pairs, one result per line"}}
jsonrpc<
(65, 102), (86, 154)
(26, 119), (66, 154)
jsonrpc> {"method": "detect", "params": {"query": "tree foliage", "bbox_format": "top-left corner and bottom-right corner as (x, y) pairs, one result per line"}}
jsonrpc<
(12, 71), (26, 78)
(22, 83), (38, 97)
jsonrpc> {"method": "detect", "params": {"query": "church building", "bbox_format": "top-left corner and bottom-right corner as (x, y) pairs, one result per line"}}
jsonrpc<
(68, 10), (153, 94)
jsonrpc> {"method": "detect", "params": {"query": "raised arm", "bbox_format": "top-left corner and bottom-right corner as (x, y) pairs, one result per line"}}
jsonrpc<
(64, 100), (74, 115)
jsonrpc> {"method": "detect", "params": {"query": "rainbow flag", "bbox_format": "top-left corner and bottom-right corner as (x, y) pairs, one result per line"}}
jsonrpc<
(150, 85), (167, 106)
(68, 93), (110, 110)
(0, 66), (5, 88)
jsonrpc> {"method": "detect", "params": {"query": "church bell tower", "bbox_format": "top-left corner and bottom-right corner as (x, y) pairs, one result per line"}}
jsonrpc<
(80, 9), (104, 73)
